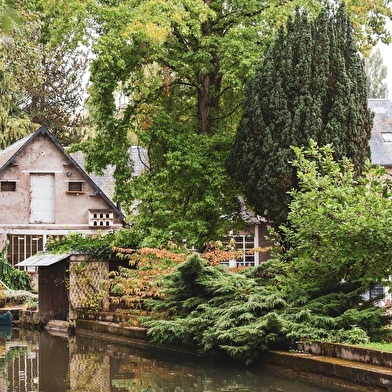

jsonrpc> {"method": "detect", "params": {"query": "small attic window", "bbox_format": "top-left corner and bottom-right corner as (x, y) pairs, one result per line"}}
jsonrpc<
(67, 182), (84, 193)
(1, 181), (16, 191)
(381, 132), (392, 143)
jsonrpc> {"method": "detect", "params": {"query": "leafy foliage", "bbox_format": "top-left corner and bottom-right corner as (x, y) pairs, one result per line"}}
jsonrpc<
(106, 248), (188, 312)
(0, 0), (91, 147)
(0, 31), (36, 147)
(226, 4), (373, 224)
(0, 242), (31, 291)
(275, 141), (392, 290)
(46, 231), (117, 260)
(142, 249), (391, 364)
(143, 146), (392, 364)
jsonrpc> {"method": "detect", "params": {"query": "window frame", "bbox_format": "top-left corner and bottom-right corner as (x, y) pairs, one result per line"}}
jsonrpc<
(66, 181), (84, 194)
(1, 181), (17, 192)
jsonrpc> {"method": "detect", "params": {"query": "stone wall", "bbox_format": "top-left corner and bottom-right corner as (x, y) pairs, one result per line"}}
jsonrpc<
(298, 341), (392, 367)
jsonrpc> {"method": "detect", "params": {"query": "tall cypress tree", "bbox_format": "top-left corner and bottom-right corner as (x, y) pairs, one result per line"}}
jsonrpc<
(226, 4), (373, 224)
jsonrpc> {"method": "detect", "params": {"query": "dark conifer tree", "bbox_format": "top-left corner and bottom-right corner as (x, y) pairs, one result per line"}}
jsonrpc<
(226, 4), (373, 224)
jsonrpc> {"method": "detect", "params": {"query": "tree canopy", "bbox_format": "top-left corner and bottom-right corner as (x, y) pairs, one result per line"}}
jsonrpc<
(365, 48), (388, 99)
(226, 4), (374, 224)
(67, 0), (390, 248)
(79, 0), (323, 248)
(2, 0), (392, 245)
(0, 0), (91, 147)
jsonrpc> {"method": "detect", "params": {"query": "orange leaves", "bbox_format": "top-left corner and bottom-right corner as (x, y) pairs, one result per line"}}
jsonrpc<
(202, 249), (244, 266)
(108, 247), (188, 312)
(201, 247), (272, 266)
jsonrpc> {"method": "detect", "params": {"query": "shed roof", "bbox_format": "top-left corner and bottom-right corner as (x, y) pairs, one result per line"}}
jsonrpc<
(15, 253), (71, 267)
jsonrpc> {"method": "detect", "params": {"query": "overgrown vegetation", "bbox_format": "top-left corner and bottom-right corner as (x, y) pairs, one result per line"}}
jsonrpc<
(45, 231), (118, 260)
(142, 252), (389, 364)
(140, 144), (392, 364)
(46, 144), (392, 365)
(0, 243), (31, 291)
(0, 288), (38, 310)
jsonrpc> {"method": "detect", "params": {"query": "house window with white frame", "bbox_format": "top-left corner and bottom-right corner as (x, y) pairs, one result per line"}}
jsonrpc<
(221, 235), (255, 267)
(7, 234), (45, 267)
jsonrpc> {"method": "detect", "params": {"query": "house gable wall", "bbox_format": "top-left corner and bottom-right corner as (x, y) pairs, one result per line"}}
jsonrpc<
(0, 132), (122, 227)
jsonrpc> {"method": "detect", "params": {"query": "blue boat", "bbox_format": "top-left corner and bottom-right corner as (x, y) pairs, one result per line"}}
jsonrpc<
(0, 312), (12, 326)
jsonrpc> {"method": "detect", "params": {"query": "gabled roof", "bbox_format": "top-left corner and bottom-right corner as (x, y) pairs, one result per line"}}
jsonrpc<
(0, 125), (124, 221)
(369, 99), (392, 167)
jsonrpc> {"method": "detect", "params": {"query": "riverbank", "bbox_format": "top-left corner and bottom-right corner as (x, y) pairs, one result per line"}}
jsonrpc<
(14, 309), (392, 391)
(73, 317), (392, 392)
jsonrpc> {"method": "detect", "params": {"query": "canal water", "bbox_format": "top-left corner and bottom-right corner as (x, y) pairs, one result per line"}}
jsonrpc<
(0, 326), (348, 391)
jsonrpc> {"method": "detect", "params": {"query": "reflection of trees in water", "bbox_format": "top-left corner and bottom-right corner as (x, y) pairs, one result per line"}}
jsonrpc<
(0, 344), (28, 374)
(0, 331), (339, 392)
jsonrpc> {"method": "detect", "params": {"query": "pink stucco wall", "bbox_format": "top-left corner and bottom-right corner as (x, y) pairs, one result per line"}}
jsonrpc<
(0, 132), (122, 238)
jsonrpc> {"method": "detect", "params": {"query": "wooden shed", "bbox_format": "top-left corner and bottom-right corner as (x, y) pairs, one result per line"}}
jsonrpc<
(16, 253), (71, 322)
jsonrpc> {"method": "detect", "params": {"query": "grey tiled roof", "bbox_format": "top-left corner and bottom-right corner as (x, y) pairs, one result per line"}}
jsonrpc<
(0, 134), (33, 171)
(70, 146), (148, 202)
(69, 151), (116, 201)
(368, 99), (392, 167)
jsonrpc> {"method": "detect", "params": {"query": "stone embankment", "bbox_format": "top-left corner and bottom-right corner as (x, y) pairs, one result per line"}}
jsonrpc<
(264, 341), (392, 391)
(15, 310), (392, 391)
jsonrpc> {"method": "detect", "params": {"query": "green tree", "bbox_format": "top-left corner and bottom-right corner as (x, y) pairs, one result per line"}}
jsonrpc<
(80, 0), (316, 248)
(0, 1), (91, 146)
(226, 5), (374, 224)
(144, 145), (392, 364)
(0, 46), (36, 148)
(365, 48), (388, 99)
(277, 141), (392, 291)
(34, 0), (392, 247)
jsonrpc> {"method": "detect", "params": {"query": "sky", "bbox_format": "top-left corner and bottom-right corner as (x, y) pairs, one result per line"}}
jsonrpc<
(376, 20), (392, 97)
(377, 40), (392, 97)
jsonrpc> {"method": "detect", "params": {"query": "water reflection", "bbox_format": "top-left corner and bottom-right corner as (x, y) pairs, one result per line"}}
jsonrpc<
(0, 328), (345, 391)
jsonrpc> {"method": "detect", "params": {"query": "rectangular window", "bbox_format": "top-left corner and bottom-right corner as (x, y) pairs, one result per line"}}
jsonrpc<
(1, 181), (16, 191)
(68, 182), (83, 192)
(221, 235), (255, 268)
(370, 284), (384, 298)
(7, 234), (44, 267)
(381, 132), (392, 143)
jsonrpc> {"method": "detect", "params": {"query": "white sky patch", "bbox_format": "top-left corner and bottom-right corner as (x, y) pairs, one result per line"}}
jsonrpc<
(376, 20), (392, 98)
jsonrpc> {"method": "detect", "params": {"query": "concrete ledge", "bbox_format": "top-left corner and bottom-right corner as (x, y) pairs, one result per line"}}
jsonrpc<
(298, 341), (392, 368)
(75, 319), (147, 339)
(264, 351), (392, 391)
(74, 319), (200, 356)
(75, 310), (140, 325)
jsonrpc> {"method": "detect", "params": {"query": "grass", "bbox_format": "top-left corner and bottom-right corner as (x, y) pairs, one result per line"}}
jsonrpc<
(358, 342), (392, 352)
